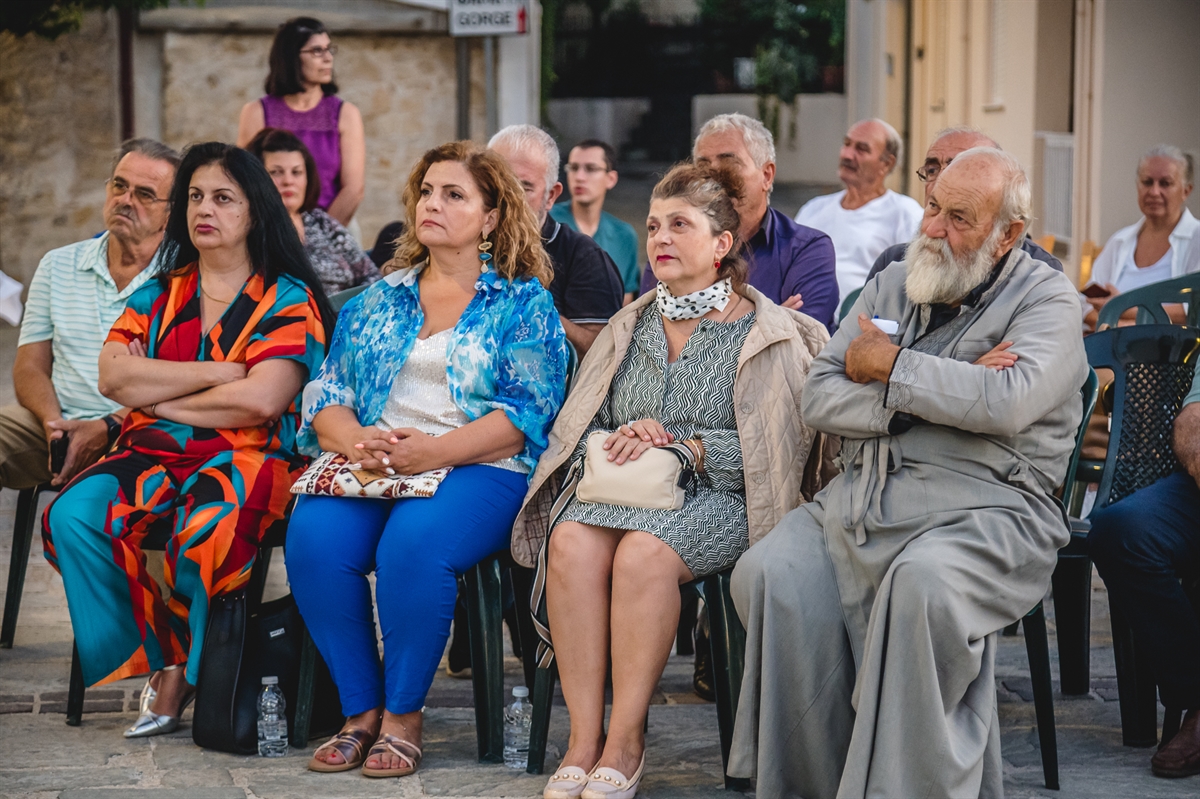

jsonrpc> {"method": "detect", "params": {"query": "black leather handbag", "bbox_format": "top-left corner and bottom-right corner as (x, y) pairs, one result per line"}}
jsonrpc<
(192, 590), (332, 754)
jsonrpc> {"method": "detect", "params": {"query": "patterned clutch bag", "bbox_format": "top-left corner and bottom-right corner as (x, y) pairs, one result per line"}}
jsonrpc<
(290, 451), (451, 499)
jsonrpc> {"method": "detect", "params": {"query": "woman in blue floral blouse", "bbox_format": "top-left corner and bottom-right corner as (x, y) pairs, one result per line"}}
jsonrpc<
(287, 142), (568, 778)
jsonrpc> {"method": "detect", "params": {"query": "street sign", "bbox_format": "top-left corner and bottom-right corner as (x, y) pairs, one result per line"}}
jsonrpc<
(449, 0), (528, 36)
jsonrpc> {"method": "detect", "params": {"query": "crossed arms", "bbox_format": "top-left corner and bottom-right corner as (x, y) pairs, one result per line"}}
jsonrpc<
(802, 278), (1088, 440)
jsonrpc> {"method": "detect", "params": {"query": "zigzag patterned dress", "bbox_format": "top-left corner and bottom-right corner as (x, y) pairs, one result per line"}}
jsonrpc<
(557, 307), (755, 577)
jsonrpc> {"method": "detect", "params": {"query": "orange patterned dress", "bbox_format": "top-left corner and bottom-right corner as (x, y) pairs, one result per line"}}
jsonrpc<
(42, 266), (326, 687)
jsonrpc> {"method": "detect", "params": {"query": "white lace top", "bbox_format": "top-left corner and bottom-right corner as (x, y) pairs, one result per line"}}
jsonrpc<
(377, 328), (527, 474)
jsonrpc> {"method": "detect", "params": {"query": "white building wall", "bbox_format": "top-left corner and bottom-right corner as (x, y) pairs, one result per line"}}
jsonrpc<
(1093, 0), (1200, 243)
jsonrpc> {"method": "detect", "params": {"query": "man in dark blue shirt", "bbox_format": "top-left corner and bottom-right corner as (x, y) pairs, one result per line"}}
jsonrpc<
(640, 113), (838, 330)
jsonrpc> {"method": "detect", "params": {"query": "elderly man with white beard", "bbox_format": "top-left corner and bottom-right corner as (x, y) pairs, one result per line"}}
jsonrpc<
(727, 148), (1088, 799)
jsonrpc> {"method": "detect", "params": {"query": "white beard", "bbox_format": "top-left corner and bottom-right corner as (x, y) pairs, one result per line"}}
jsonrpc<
(904, 227), (1005, 305)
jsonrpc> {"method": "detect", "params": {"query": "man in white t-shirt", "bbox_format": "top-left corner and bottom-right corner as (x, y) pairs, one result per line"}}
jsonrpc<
(795, 118), (924, 303)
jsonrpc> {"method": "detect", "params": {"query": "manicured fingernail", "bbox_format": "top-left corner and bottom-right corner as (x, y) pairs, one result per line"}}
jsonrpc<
(355, 443), (364, 449)
(347, 464), (362, 471)
(385, 467), (396, 475)
(382, 457), (390, 465)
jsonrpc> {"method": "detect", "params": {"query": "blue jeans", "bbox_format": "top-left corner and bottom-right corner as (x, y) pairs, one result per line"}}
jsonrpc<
(286, 464), (527, 716)
(1089, 470), (1200, 710)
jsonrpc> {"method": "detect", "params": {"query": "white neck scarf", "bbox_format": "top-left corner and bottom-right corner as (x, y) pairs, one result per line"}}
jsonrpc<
(655, 278), (733, 321)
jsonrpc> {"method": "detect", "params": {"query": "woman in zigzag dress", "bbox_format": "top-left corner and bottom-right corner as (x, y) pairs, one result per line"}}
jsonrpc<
(513, 162), (831, 799)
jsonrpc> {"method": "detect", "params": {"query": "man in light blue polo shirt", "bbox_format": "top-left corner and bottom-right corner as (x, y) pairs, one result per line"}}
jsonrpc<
(5, 138), (179, 489)
(551, 139), (641, 303)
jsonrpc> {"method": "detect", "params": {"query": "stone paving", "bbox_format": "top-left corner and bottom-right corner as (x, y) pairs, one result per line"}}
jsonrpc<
(2, 292), (1197, 798)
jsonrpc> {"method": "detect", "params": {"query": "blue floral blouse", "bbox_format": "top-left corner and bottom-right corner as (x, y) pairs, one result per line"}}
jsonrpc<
(299, 262), (569, 475)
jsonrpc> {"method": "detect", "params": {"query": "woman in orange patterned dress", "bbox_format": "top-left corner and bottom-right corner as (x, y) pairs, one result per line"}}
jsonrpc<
(41, 142), (333, 739)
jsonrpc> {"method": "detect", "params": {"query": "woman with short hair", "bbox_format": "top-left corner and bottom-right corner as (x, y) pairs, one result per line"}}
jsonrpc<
(1084, 144), (1197, 330)
(514, 163), (829, 799)
(42, 142), (334, 739)
(287, 141), (568, 779)
(237, 16), (365, 227)
(246, 127), (379, 294)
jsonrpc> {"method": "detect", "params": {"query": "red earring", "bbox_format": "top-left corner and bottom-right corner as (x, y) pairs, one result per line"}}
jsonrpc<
(714, 259), (721, 269)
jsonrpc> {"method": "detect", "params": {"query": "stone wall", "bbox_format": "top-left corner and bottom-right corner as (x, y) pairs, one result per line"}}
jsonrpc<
(0, 14), (121, 287)
(160, 31), (485, 251)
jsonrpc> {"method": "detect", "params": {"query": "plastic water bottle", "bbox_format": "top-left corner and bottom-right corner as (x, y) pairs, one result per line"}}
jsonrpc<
(503, 685), (532, 769)
(257, 676), (288, 757)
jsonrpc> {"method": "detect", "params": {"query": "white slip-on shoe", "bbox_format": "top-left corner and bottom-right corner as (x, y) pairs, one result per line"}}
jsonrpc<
(543, 762), (595, 799)
(580, 754), (645, 799)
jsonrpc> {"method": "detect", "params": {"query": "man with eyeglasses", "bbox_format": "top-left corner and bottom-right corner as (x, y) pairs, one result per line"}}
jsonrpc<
(6, 138), (179, 491)
(551, 139), (641, 304)
(865, 127), (1062, 284)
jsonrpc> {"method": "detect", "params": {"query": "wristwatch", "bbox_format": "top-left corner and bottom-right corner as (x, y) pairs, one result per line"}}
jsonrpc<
(103, 414), (122, 446)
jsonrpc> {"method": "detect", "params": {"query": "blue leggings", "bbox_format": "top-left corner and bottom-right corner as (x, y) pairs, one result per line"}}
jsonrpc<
(286, 464), (527, 716)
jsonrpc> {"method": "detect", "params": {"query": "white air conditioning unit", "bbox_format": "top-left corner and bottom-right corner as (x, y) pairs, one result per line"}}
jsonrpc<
(1036, 132), (1074, 244)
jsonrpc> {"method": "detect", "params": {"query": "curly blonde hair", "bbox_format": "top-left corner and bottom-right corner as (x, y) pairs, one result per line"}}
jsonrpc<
(386, 141), (553, 287)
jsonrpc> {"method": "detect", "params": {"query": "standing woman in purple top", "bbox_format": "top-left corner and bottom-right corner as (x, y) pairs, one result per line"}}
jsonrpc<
(237, 17), (365, 228)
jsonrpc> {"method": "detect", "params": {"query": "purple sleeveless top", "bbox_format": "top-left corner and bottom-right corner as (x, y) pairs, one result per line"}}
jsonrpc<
(261, 94), (343, 210)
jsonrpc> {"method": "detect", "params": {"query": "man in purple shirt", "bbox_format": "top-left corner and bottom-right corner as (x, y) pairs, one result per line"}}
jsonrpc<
(640, 113), (838, 330)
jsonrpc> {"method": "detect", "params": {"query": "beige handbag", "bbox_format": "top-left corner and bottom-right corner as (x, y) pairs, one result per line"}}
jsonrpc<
(575, 431), (696, 510)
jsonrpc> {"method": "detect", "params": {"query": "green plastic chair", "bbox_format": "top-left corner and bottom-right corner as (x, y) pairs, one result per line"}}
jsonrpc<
(1083, 325), (1200, 748)
(1, 483), (56, 648)
(329, 283), (369, 313)
(1096, 272), (1199, 329)
(837, 287), (863, 324)
(1008, 366), (1099, 791)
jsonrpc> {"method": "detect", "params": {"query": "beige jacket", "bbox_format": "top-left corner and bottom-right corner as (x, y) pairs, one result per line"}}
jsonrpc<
(510, 285), (832, 568)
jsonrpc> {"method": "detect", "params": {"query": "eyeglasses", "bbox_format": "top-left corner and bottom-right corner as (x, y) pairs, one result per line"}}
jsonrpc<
(299, 44), (338, 59)
(916, 159), (950, 183)
(106, 178), (168, 206)
(565, 163), (610, 175)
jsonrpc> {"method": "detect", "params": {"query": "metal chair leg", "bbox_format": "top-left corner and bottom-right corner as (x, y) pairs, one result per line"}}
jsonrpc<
(526, 660), (558, 774)
(2, 485), (44, 648)
(464, 554), (505, 763)
(703, 570), (751, 792)
(1051, 555), (1093, 695)
(1109, 597), (1159, 747)
(1022, 604), (1059, 790)
(66, 640), (85, 726)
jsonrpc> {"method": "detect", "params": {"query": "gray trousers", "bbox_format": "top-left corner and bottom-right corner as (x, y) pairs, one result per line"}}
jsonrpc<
(0, 404), (51, 491)
(729, 503), (1025, 799)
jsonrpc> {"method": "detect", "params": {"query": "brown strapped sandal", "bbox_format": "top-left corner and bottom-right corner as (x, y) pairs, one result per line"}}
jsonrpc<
(307, 727), (376, 773)
(361, 733), (423, 778)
